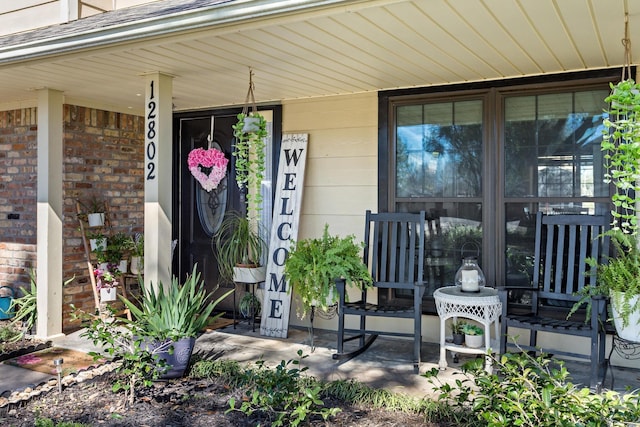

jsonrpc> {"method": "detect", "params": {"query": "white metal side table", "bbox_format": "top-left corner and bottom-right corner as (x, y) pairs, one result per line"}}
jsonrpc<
(433, 286), (502, 373)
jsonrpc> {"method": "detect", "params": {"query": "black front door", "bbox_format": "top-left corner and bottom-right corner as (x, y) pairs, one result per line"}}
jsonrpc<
(174, 107), (281, 311)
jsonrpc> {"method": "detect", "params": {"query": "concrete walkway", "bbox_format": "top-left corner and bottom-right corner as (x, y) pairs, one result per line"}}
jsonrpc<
(2, 321), (639, 399)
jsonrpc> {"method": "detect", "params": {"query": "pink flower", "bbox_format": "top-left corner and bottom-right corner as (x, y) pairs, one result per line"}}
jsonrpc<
(188, 148), (229, 192)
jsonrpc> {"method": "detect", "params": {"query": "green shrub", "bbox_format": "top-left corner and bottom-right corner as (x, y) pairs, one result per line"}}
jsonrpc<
(226, 349), (340, 426)
(423, 348), (640, 427)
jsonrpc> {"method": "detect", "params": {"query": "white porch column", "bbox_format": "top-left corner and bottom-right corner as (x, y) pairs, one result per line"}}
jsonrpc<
(144, 73), (173, 290)
(36, 88), (64, 339)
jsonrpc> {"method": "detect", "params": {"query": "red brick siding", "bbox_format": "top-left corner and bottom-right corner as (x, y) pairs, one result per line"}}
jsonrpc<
(63, 106), (144, 329)
(0, 109), (38, 292)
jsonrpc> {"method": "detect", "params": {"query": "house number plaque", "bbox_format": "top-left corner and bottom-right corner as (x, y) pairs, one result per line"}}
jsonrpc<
(145, 79), (157, 181)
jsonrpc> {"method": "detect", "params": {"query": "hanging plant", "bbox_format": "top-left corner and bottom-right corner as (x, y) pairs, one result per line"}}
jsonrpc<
(187, 147), (229, 192)
(232, 68), (267, 220)
(602, 13), (640, 234)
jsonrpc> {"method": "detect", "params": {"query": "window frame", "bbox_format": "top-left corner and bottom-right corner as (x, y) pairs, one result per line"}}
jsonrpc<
(378, 69), (619, 313)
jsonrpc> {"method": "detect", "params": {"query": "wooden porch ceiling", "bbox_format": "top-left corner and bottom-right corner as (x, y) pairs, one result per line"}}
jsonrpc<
(0, 0), (637, 114)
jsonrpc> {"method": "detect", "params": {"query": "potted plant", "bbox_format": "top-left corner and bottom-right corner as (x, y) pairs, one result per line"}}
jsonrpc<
(239, 291), (261, 319)
(572, 230), (640, 341)
(94, 265), (119, 301)
(213, 211), (267, 284)
(232, 111), (267, 217)
(213, 72), (269, 285)
(88, 231), (107, 252)
(462, 323), (484, 348)
(130, 233), (144, 275)
(106, 231), (132, 273)
(82, 196), (106, 227)
(122, 264), (233, 379)
(569, 78), (640, 341)
(450, 320), (467, 345)
(284, 224), (373, 319)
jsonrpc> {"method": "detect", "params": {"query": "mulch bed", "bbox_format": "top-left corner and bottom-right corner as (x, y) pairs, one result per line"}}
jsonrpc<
(0, 370), (447, 426)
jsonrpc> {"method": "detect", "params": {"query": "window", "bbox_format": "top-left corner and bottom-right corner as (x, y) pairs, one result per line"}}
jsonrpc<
(379, 71), (615, 311)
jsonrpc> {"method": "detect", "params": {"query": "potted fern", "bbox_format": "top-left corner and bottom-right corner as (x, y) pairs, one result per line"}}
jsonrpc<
(284, 224), (373, 319)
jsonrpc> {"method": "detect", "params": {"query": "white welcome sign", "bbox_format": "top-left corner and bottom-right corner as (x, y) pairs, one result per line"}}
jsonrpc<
(260, 134), (308, 338)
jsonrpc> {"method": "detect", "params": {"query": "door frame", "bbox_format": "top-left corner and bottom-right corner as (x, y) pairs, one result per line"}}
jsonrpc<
(172, 105), (283, 283)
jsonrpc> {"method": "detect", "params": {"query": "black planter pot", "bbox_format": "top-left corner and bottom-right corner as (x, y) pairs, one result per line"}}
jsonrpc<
(143, 336), (196, 379)
(452, 333), (465, 345)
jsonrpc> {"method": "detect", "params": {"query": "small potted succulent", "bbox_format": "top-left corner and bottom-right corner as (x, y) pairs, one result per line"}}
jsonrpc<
(462, 323), (484, 348)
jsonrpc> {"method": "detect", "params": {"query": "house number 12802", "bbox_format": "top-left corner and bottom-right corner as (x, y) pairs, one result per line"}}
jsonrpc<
(146, 80), (157, 180)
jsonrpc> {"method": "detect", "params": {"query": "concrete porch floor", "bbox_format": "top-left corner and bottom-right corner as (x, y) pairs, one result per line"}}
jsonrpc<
(193, 321), (640, 397)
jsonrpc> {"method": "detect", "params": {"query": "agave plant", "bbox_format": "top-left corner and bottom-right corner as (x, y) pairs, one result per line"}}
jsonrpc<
(123, 264), (233, 341)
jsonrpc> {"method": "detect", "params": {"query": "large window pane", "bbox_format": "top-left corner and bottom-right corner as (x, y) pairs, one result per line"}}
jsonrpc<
(504, 90), (609, 198)
(396, 100), (483, 198)
(385, 76), (613, 314)
(396, 201), (482, 295)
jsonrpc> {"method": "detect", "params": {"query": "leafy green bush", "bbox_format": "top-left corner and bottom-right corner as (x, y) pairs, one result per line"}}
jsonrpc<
(191, 352), (446, 426)
(227, 349), (339, 426)
(423, 349), (640, 427)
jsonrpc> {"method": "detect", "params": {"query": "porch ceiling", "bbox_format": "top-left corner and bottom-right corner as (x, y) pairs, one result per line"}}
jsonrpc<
(0, 0), (638, 114)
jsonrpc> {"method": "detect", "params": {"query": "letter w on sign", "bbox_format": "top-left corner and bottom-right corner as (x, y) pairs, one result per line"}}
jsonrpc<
(260, 134), (308, 338)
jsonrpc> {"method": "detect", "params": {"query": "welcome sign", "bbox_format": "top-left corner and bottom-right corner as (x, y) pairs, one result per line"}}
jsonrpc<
(260, 134), (308, 338)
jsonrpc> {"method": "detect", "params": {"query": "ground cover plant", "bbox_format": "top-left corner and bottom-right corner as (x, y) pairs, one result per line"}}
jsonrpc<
(424, 349), (640, 427)
(3, 338), (640, 426)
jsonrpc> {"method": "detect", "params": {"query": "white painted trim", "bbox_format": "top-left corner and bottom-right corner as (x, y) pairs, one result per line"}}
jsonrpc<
(144, 72), (173, 292)
(36, 88), (64, 339)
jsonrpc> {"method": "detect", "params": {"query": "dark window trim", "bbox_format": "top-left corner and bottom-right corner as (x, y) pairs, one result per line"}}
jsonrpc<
(378, 68), (623, 314)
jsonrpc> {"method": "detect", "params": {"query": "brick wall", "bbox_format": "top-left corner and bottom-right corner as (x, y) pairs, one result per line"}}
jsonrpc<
(63, 105), (144, 329)
(0, 108), (38, 293)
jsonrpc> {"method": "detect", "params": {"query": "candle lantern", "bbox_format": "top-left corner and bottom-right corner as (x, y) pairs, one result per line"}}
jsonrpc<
(455, 257), (485, 292)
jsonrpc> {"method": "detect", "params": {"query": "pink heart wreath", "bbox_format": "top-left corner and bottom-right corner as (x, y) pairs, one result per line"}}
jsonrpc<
(187, 147), (229, 192)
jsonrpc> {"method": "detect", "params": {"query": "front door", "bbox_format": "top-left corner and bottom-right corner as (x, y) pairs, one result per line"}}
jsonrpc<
(174, 108), (281, 311)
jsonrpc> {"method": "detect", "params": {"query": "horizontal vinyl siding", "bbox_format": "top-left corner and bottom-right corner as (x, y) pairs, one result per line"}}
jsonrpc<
(282, 92), (377, 242)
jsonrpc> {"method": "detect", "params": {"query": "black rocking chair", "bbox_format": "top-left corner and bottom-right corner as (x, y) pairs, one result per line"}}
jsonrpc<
(333, 210), (426, 373)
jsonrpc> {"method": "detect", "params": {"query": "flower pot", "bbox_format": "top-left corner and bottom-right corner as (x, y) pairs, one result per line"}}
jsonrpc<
(452, 333), (465, 345)
(311, 287), (336, 308)
(464, 333), (484, 348)
(87, 212), (105, 227)
(130, 256), (142, 275)
(0, 286), (14, 320)
(144, 337), (196, 379)
(90, 237), (107, 252)
(239, 293), (261, 318)
(100, 287), (117, 302)
(118, 259), (128, 274)
(233, 265), (266, 283)
(242, 116), (261, 133)
(611, 291), (640, 341)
